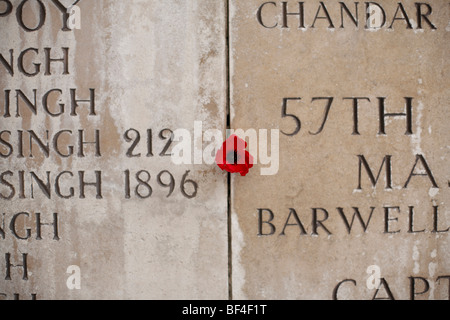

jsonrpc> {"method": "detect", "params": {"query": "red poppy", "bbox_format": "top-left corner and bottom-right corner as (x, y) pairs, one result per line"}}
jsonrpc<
(215, 135), (254, 176)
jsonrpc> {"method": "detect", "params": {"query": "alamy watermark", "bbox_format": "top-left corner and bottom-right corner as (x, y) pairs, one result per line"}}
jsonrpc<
(170, 122), (280, 176)
(366, 265), (382, 289)
(66, 265), (81, 290)
(67, 3), (81, 30)
(366, 4), (385, 29)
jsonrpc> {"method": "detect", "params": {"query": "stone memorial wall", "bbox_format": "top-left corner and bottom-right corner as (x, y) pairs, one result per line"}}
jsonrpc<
(0, 0), (228, 300)
(0, 0), (448, 300)
(230, 0), (449, 300)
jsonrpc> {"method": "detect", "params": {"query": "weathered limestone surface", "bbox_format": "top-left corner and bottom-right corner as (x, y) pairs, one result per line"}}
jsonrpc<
(1, 0), (448, 301)
(230, 0), (449, 299)
(0, 0), (228, 299)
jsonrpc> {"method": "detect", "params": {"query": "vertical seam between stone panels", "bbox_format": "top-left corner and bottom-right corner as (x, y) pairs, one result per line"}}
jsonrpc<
(225, 0), (233, 301)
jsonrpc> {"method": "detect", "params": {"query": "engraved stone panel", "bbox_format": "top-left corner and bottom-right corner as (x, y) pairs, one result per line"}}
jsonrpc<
(0, 0), (228, 299)
(230, 0), (449, 300)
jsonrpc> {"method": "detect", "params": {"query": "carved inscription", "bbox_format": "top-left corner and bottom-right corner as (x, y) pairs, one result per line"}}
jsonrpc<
(256, 1), (439, 30)
(0, 1), (200, 299)
(230, 0), (450, 300)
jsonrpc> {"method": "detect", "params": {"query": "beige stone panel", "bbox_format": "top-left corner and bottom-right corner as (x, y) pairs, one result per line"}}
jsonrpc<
(230, 0), (449, 299)
(0, 0), (228, 299)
